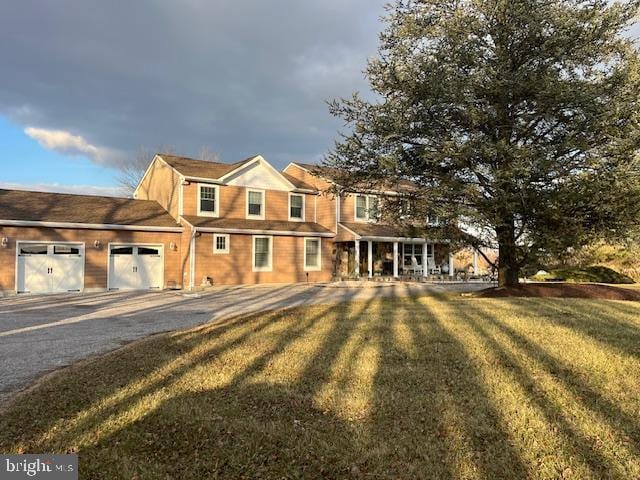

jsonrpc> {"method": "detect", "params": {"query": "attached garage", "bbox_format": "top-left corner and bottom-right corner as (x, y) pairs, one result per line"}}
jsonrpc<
(16, 242), (84, 294)
(0, 189), (185, 295)
(108, 244), (164, 291)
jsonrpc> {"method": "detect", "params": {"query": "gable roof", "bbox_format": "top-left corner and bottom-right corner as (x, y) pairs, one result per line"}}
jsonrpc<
(290, 162), (419, 194)
(0, 189), (180, 229)
(159, 153), (258, 180)
(281, 171), (316, 191)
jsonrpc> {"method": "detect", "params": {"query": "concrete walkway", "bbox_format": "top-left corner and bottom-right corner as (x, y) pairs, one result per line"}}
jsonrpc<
(0, 282), (486, 405)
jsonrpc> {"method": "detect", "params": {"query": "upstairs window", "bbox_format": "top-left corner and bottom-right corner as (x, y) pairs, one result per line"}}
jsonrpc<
(427, 214), (440, 226)
(289, 194), (304, 221)
(247, 189), (265, 219)
(355, 195), (368, 220)
(355, 195), (380, 222)
(198, 184), (219, 217)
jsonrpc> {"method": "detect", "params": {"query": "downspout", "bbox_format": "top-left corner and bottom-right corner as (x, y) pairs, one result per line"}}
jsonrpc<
(189, 227), (197, 290)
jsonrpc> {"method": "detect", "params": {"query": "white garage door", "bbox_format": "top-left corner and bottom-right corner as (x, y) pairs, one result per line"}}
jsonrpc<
(16, 243), (84, 294)
(108, 244), (164, 291)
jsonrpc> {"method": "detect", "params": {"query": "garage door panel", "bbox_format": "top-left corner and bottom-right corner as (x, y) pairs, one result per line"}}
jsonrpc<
(17, 243), (84, 294)
(109, 245), (164, 291)
(50, 254), (84, 293)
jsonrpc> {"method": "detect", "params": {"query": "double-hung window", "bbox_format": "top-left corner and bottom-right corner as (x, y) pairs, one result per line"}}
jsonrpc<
(252, 236), (272, 272)
(355, 195), (380, 222)
(213, 234), (229, 254)
(289, 194), (304, 221)
(304, 238), (321, 271)
(198, 184), (219, 217)
(247, 189), (265, 219)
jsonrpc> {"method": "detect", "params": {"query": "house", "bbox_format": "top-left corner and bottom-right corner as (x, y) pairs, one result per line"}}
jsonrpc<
(0, 153), (454, 295)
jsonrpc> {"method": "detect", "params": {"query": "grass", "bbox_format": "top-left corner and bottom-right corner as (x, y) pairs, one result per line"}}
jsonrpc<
(1, 295), (640, 479)
(530, 266), (635, 284)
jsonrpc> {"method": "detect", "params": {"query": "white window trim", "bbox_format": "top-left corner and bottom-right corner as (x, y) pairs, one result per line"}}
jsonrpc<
(252, 235), (273, 272)
(354, 194), (378, 223)
(304, 237), (322, 272)
(213, 233), (230, 254)
(288, 193), (305, 222)
(246, 188), (266, 220)
(197, 183), (220, 217)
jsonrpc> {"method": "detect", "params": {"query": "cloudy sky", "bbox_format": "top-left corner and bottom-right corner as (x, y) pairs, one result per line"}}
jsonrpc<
(0, 1), (386, 196)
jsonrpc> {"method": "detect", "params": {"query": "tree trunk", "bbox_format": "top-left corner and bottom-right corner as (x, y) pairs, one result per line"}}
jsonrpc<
(496, 222), (519, 287)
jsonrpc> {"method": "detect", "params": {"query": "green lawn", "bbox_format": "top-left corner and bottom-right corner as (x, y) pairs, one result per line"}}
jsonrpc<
(1, 295), (640, 479)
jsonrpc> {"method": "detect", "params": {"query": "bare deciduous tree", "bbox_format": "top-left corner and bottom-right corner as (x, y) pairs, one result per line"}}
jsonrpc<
(116, 146), (220, 195)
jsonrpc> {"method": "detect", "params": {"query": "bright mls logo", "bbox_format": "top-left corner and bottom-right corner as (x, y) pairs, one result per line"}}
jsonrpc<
(1, 454), (77, 479)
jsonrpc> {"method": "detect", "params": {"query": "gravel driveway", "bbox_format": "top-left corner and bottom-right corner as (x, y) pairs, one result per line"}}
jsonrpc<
(0, 282), (486, 406)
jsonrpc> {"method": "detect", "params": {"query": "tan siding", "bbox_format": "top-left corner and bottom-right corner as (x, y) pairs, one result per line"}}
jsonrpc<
(283, 164), (336, 231)
(136, 158), (182, 219)
(194, 233), (334, 286)
(0, 226), (184, 292)
(184, 184), (324, 224)
(340, 193), (357, 224)
(283, 164), (332, 191)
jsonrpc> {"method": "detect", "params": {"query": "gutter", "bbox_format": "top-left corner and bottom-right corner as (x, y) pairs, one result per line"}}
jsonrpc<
(0, 219), (183, 233)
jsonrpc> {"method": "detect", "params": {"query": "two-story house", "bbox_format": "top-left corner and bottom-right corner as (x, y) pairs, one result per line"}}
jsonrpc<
(0, 153), (454, 295)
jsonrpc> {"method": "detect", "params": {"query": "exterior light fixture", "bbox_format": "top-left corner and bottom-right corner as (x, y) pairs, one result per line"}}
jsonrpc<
(94, 240), (102, 249)
(169, 242), (176, 251)
(0, 237), (7, 248)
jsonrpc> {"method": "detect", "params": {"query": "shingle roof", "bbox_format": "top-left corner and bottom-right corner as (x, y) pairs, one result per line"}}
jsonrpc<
(340, 222), (434, 239)
(291, 162), (419, 193)
(281, 172), (316, 191)
(183, 216), (334, 235)
(0, 189), (180, 228)
(160, 154), (259, 180)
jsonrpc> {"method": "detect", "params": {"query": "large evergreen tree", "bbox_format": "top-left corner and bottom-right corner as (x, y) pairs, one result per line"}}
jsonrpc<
(327, 0), (640, 286)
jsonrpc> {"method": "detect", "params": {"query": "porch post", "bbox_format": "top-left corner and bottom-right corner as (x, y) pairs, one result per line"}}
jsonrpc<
(354, 241), (360, 277)
(367, 240), (373, 278)
(422, 241), (428, 278)
(449, 253), (455, 278)
(393, 242), (399, 278)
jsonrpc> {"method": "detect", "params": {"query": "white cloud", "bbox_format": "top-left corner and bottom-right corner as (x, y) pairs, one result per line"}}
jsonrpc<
(24, 127), (116, 164)
(0, 181), (125, 198)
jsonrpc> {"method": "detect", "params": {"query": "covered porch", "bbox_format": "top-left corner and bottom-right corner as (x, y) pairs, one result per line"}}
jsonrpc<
(334, 223), (454, 280)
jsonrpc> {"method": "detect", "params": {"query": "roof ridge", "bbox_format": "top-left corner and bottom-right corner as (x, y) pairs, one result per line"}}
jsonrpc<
(0, 188), (134, 202)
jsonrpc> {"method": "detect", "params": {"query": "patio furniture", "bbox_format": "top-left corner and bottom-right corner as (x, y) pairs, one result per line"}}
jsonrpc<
(410, 256), (423, 276)
(426, 257), (441, 275)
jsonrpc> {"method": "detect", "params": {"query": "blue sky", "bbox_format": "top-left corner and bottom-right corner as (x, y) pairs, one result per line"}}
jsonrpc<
(0, 2), (637, 197)
(0, 0), (383, 197)
(0, 117), (120, 195)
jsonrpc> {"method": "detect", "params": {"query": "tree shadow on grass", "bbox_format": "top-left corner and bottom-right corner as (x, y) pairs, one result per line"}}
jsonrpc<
(453, 299), (638, 479)
(8, 294), (636, 479)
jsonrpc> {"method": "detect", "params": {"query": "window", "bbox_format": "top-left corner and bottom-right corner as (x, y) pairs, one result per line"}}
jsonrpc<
(53, 245), (80, 255)
(213, 234), (230, 254)
(289, 193), (304, 221)
(426, 215), (440, 226)
(198, 184), (219, 217)
(111, 247), (133, 255)
(252, 236), (272, 272)
(137, 247), (160, 255)
(19, 244), (48, 255)
(403, 243), (424, 269)
(247, 189), (265, 219)
(355, 195), (380, 222)
(304, 238), (321, 271)
(355, 195), (367, 220)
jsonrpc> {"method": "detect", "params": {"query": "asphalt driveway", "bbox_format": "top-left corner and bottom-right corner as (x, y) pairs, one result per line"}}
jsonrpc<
(0, 282), (487, 406)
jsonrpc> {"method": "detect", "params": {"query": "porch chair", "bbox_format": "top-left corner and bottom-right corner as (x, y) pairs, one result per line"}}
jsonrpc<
(410, 256), (423, 277)
(426, 257), (441, 275)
